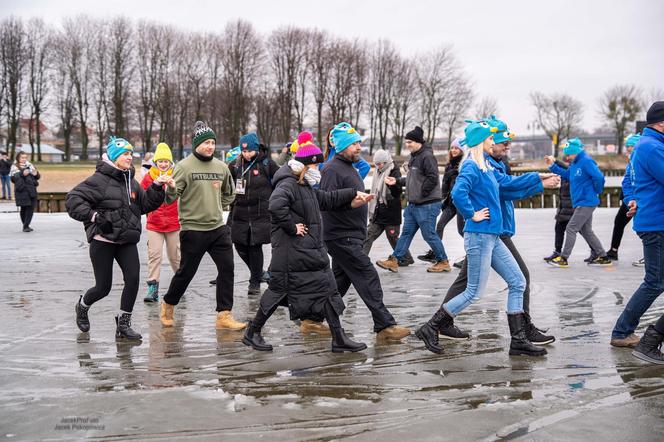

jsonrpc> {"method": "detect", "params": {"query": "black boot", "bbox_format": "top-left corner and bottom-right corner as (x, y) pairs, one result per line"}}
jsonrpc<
(417, 250), (436, 263)
(507, 313), (547, 356)
(632, 325), (664, 365)
(331, 327), (367, 353)
(438, 312), (470, 341)
(415, 308), (450, 354)
(242, 320), (273, 351)
(115, 313), (142, 341)
(75, 295), (90, 332)
(524, 313), (555, 345)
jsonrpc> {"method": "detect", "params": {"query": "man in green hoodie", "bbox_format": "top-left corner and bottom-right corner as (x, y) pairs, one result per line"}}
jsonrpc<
(160, 121), (246, 330)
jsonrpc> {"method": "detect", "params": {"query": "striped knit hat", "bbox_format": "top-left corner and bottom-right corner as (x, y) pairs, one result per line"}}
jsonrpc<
(294, 132), (324, 165)
(192, 121), (216, 149)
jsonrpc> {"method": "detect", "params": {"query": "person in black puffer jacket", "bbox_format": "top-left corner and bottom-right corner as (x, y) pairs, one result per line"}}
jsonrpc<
(10, 151), (40, 232)
(66, 137), (170, 341)
(242, 134), (371, 353)
(229, 132), (279, 295)
(543, 159), (575, 261)
(362, 149), (413, 263)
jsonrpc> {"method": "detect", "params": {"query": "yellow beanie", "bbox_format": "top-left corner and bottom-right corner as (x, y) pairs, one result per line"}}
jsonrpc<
(153, 142), (173, 163)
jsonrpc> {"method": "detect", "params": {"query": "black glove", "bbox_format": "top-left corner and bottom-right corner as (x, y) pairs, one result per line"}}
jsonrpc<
(96, 212), (113, 234)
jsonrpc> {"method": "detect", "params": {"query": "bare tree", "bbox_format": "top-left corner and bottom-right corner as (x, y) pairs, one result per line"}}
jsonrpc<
(347, 40), (368, 129)
(25, 18), (51, 162)
(416, 45), (460, 145)
(0, 17), (26, 158)
(91, 19), (112, 158)
(368, 39), (398, 152)
(254, 81), (279, 148)
(441, 76), (474, 149)
(531, 92), (584, 157)
(389, 58), (415, 156)
(599, 84), (643, 154)
(474, 96), (498, 120)
(325, 38), (355, 125)
(53, 55), (76, 161)
(108, 17), (134, 137)
(309, 30), (330, 147)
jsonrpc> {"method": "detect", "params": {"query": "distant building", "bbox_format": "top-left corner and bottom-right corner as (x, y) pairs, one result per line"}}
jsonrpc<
(15, 143), (65, 162)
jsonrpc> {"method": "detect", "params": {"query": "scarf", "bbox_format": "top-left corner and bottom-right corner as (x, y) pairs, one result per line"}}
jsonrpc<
(288, 159), (321, 186)
(368, 158), (394, 220)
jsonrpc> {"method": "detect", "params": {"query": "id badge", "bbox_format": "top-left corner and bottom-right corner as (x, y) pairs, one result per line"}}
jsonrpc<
(236, 178), (245, 195)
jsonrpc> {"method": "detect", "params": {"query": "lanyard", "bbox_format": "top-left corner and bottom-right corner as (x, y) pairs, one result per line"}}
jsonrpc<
(241, 158), (257, 178)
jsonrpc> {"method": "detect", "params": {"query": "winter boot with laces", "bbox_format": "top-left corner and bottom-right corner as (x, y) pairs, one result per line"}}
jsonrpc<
(75, 295), (90, 332)
(415, 308), (452, 354)
(632, 325), (664, 365)
(115, 313), (142, 341)
(524, 313), (555, 345)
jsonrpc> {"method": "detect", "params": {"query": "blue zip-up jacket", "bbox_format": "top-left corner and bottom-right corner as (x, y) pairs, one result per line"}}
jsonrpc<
(548, 150), (604, 208)
(621, 160), (634, 205)
(319, 149), (370, 179)
(488, 156), (543, 237)
(452, 154), (502, 235)
(632, 127), (664, 232)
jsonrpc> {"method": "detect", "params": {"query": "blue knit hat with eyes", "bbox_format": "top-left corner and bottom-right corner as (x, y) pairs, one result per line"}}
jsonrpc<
(562, 138), (584, 156)
(485, 115), (515, 144)
(106, 136), (134, 162)
(331, 122), (362, 152)
(460, 119), (498, 148)
(624, 133), (641, 148)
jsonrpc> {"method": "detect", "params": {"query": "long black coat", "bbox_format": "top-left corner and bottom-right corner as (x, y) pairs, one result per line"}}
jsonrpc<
(228, 153), (279, 246)
(554, 161), (574, 222)
(260, 165), (357, 320)
(440, 155), (462, 208)
(11, 168), (40, 207)
(65, 159), (165, 244)
(372, 167), (404, 226)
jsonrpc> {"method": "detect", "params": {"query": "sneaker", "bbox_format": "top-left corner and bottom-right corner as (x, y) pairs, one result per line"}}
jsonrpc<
(632, 258), (645, 267)
(543, 251), (560, 262)
(376, 255), (399, 273)
(583, 252), (598, 263)
(610, 334), (641, 348)
(588, 256), (612, 266)
(417, 250), (436, 263)
(427, 259), (452, 273)
(438, 322), (470, 340)
(398, 255), (415, 266)
(548, 256), (569, 268)
(606, 249), (619, 261)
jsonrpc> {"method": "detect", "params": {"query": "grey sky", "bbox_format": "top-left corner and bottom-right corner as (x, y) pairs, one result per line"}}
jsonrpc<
(2, 0), (663, 136)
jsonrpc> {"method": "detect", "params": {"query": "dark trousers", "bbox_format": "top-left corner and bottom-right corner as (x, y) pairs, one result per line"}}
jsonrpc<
(83, 240), (140, 313)
(234, 242), (264, 286)
(362, 223), (413, 261)
(164, 226), (234, 312)
(442, 235), (531, 312)
(326, 237), (397, 332)
(436, 203), (464, 239)
(554, 219), (569, 253)
(610, 203), (632, 250)
(253, 298), (342, 331)
(19, 198), (36, 228)
(612, 231), (664, 338)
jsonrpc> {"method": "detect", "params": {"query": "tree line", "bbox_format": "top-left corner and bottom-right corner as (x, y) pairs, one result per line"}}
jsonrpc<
(0, 15), (658, 162)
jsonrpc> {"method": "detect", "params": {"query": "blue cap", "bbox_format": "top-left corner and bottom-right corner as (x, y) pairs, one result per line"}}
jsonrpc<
(562, 138), (584, 156)
(460, 119), (498, 148)
(485, 115), (514, 144)
(625, 133), (641, 148)
(106, 136), (133, 162)
(331, 122), (362, 152)
(239, 132), (260, 152)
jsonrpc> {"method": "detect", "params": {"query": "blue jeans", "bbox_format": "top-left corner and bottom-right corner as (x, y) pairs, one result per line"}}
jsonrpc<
(393, 201), (447, 261)
(444, 232), (526, 315)
(612, 231), (664, 339)
(1, 175), (10, 198)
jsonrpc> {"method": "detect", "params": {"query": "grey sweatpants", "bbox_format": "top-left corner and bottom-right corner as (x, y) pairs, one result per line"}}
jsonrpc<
(561, 206), (606, 259)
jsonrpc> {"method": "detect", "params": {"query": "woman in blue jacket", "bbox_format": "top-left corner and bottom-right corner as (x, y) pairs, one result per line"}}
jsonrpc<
(545, 138), (611, 267)
(414, 120), (546, 357)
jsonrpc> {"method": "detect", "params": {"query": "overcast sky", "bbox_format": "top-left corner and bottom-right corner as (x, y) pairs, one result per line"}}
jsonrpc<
(2, 0), (663, 135)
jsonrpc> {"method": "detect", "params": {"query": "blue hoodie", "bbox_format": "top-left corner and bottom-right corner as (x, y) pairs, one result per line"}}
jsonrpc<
(631, 127), (664, 232)
(319, 149), (371, 179)
(488, 156), (543, 237)
(621, 160), (634, 205)
(452, 153), (502, 235)
(549, 150), (604, 208)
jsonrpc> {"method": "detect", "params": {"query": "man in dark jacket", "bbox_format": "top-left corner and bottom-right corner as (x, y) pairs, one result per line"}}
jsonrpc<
(321, 122), (411, 341)
(229, 132), (279, 295)
(0, 151), (11, 199)
(543, 160), (575, 261)
(377, 126), (451, 273)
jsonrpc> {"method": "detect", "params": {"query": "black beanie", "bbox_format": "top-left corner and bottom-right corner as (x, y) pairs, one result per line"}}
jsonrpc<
(646, 101), (664, 125)
(405, 126), (425, 144)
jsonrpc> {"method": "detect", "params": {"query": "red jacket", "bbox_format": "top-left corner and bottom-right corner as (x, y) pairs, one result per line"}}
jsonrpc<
(141, 171), (180, 233)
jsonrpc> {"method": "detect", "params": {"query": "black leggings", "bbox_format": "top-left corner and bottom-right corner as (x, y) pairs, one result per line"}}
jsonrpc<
(554, 219), (569, 253)
(234, 242), (264, 285)
(83, 240), (140, 312)
(19, 199), (36, 228)
(436, 203), (464, 239)
(610, 203), (632, 250)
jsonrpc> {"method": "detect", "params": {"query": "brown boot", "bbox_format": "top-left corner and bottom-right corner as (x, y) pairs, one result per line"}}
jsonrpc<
(300, 319), (331, 335)
(215, 311), (247, 330)
(427, 259), (451, 273)
(160, 302), (174, 327)
(377, 325), (411, 341)
(376, 255), (399, 273)
(610, 333), (641, 348)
